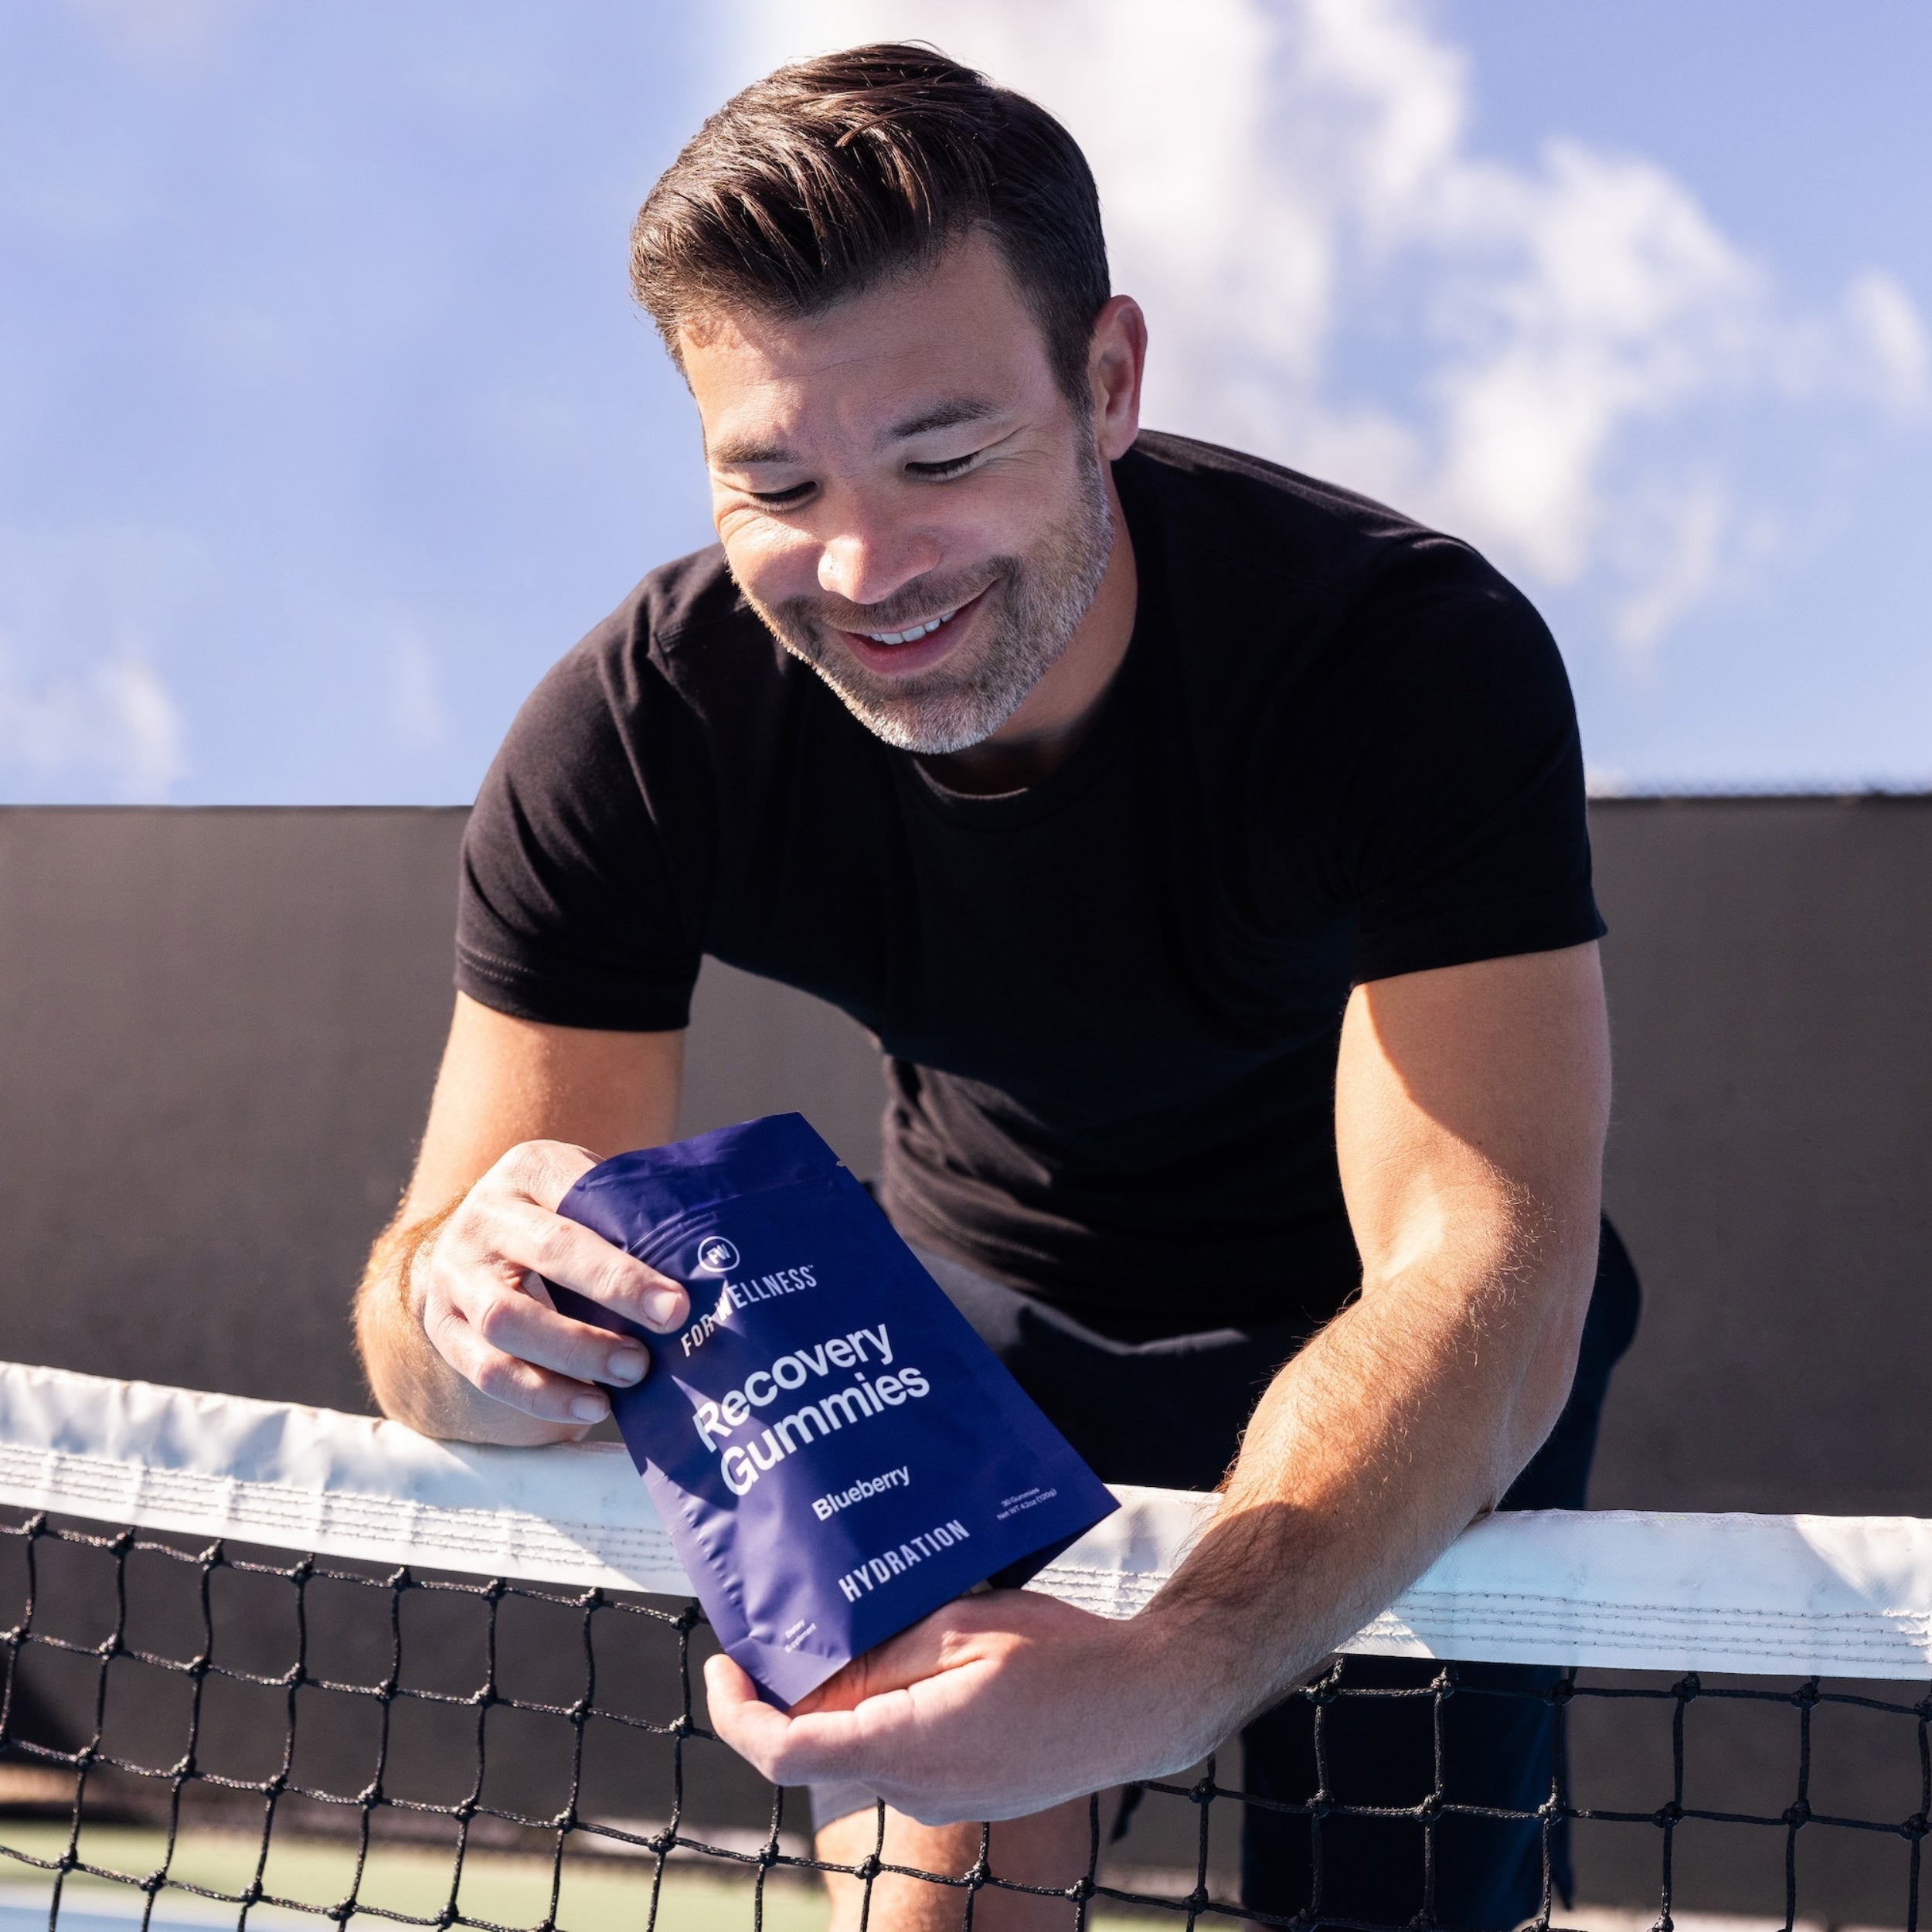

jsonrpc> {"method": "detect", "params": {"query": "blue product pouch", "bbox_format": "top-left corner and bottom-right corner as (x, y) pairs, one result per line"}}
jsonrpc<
(546, 1114), (1117, 1709)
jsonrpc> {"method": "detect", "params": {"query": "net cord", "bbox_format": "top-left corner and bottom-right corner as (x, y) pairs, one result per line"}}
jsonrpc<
(5, 1359), (1931, 1679)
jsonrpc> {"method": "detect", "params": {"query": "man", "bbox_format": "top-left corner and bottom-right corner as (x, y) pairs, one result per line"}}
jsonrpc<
(355, 45), (1638, 1931)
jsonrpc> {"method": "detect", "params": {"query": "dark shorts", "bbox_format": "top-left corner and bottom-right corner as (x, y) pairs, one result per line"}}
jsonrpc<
(815, 1221), (1640, 1927)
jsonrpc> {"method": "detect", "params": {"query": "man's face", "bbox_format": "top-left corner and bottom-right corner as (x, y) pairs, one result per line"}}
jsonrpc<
(682, 233), (1116, 756)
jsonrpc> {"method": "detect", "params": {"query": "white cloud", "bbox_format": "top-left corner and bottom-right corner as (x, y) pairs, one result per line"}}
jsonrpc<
(1412, 140), (1761, 581)
(0, 646), (187, 799)
(730, 0), (1928, 650)
(0, 522), (204, 800)
(1609, 478), (1730, 663)
(1840, 270), (1930, 415)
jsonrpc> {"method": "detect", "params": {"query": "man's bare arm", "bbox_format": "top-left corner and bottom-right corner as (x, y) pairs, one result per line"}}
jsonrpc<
(700, 942), (1610, 1822)
(1145, 939), (1609, 1731)
(355, 992), (690, 1445)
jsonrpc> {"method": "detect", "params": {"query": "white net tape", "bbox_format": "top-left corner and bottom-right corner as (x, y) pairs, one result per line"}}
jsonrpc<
(4, 1359), (1930, 1678)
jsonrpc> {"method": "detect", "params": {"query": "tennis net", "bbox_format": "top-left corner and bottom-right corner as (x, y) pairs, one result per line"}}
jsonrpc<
(2, 1360), (1929, 1931)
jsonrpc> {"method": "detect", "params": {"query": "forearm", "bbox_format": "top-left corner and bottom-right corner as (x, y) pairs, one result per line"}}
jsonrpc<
(1148, 1196), (1596, 1741)
(1145, 947), (1618, 1733)
(353, 1202), (472, 1434)
(351, 1010), (689, 1444)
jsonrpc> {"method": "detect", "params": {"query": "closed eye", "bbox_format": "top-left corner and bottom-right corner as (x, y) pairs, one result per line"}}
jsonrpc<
(906, 452), (982, 481)
(747, 481), (815, 506)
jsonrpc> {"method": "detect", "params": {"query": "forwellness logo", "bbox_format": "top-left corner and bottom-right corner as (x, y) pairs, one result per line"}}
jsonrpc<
(679, 1260), (817, 1355)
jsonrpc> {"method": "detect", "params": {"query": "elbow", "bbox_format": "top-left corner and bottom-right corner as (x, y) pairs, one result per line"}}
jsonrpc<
(353, 1260), (457, 1437)
(1501, 1240), (1598, 1491)
(354, 1285), (431, 1431)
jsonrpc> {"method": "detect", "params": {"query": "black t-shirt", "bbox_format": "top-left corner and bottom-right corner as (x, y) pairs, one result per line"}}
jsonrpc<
(457, 432), (1603, 1338)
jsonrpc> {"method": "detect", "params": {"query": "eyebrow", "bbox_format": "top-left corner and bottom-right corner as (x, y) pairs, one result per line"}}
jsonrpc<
(706, 397), (1005, 471)
(706, 430), (796, 468)
(886, 397), (1003, 440)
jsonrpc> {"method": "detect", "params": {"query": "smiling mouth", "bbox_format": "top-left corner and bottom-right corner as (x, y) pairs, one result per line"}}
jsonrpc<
(866, 611), (955, 645)
(850, 586), (986, 647)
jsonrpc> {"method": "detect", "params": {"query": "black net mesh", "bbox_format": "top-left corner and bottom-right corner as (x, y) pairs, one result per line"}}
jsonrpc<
(3, 1507), (1930, 1931)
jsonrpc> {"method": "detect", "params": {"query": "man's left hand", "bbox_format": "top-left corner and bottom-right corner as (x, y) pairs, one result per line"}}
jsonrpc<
(704, 1588), (1214, 1826)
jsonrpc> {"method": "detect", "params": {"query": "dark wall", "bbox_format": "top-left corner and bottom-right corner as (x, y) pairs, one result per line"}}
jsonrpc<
(2, 796), (1927, 1512)
(0, 808), (884, 1416)
(0, 808), (460, 1413)
(1590, 797), (1932, 1516)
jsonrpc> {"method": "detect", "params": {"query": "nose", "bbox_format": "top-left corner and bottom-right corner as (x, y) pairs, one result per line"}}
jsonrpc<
(817, 512), (943, 613)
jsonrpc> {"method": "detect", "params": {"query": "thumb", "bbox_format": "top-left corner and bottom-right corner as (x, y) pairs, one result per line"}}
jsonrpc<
(703, 1651), (798, 1758)
(704, 1652), (881, 1784)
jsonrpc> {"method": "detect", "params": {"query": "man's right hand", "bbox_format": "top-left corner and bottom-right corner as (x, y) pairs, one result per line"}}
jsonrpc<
(355, 997), (689, 1444)
(409, 1139), (690, 1430)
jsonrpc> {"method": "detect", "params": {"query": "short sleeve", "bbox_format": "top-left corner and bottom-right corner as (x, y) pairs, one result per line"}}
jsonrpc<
(1315, 541), (1604, 985)
(456, 614), (713, 1032)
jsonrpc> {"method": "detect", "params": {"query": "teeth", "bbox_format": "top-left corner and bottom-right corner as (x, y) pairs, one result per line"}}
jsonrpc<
(865, 606), (957, 645)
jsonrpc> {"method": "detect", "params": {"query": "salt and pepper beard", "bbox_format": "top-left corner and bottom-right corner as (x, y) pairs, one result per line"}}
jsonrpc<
(741, 440), (1115, 757)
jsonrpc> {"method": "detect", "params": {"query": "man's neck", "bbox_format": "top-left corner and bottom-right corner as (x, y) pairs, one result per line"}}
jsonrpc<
(916, 470), (1139, 797)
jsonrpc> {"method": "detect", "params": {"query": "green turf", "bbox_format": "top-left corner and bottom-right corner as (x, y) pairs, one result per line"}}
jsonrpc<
(0, 1826), (1177, 1930)
(0, 1825), (825, 1932)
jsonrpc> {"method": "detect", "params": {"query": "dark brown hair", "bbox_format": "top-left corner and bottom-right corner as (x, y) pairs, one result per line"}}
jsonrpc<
(631, 44), (1111, 403)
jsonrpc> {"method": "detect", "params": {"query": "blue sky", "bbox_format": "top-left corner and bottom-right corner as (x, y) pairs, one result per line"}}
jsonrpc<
(2, 0), (1927, 802)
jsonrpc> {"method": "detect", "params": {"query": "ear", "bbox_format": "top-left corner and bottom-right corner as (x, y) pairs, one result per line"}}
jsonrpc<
(1087, 294), (1147, 461)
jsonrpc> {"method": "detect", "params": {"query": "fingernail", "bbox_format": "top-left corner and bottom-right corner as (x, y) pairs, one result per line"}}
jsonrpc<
(607, 1348), (648, 1386)
(641, 1287), (685, 1328)
(571, 1393), (609, 1423)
